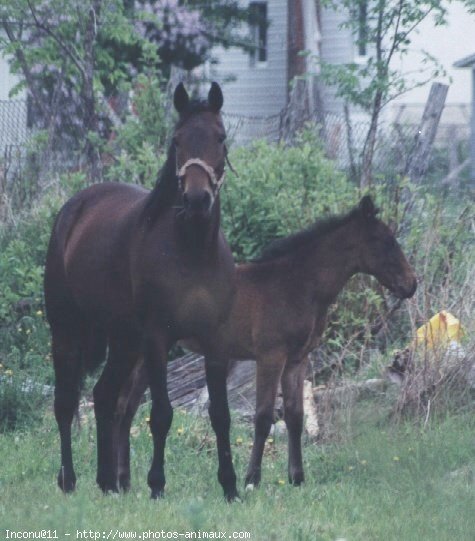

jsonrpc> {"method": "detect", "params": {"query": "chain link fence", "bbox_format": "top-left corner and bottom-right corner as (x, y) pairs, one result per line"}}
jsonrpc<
(0, 97), (471, 220)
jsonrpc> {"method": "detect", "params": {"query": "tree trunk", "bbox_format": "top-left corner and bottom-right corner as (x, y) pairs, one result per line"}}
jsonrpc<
(82, 1), (103, 182)
(404, 82), (449, 184)
(360, 91), (383, 188)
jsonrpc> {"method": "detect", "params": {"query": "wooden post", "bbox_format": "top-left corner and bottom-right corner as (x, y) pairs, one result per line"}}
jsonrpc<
(404, 82), (449, 183)
(280, 78), (310, 143)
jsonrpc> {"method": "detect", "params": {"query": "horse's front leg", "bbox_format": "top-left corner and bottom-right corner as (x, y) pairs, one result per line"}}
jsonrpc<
(144, 330), (173, 499)
(204, 355), (239, 502)
(245, 352), (286, 489)
(281, 356), (308, 486)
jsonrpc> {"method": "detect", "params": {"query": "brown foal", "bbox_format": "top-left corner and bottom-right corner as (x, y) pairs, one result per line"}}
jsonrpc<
(117, 195), (417, 491)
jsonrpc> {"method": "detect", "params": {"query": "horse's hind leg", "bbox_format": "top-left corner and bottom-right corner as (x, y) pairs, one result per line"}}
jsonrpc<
(281, 357), (308, 486)
(93, 330), (140, 493)
(52, 324), (83, 493)
(245, 353), (286, 489)
(116, 359), (148, 491)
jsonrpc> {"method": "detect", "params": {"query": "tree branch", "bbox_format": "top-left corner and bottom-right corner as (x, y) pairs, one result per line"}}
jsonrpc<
(25, 0), (86, 81)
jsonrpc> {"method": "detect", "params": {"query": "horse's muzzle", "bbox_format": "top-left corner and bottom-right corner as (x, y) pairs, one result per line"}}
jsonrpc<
(183, 190), (212, 218)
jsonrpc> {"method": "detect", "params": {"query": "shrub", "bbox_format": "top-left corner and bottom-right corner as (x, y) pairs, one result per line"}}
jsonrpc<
(222, 132), (356, 261)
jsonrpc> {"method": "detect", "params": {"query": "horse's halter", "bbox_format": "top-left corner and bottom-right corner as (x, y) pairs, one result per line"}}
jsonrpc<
(176, 157), (226, 195)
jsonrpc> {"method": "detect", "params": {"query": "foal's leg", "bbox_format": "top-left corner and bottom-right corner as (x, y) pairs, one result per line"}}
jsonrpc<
(281, 357), (308, 486)
(52, 324), (83, 493)
(204, 355), (239, 502)
(245, 353), (286, 488)
(94, 331), (140, 493)
(116, 359), (148, 491)
(145, 330), (173, 499)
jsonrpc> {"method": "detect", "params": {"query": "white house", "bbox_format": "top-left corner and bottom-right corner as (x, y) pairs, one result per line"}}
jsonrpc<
(212, 1), (474, 128)
(0, 50), (28, 150)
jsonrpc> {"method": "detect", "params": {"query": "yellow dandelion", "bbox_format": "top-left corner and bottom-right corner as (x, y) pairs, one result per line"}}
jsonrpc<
(26, 329), (31, 335)
(267, 437), (274, 444)
(36, 310), (43, 316)
(0, 363), (3, 369)
(393, 456), (400, 462)
(236, 437), (243, 445)
(5, 369), (13, 376)
(177, 426), (184, 435)
(360, 460), (367, 465)
(145, 416), (150, 423)
(348, 466), (354, 471)
(277, 479), (285, 485)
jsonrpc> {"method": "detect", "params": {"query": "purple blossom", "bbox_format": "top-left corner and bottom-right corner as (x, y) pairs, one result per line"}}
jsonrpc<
(135, 0), (211, 69)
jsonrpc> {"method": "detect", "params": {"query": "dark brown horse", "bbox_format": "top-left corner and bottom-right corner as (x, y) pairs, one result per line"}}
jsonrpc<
(117, 196), (416, 490)
(44, 82), (240, 501)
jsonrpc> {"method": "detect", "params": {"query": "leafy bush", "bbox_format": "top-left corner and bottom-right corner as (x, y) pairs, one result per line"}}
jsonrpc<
(222, 132), (356, 261)
(105, 73), (168, 186)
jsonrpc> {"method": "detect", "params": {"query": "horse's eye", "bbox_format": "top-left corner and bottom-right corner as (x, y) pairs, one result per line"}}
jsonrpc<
(218, 134), (226, 143)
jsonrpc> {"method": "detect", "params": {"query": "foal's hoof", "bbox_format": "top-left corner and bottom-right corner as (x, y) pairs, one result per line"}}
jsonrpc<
(244, 472), (261, 488)
(224, 488), (241, 503)
(57, 471), (76, 493)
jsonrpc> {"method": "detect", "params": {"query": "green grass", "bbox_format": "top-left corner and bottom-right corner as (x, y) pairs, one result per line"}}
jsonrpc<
(0, 405), (474, 541)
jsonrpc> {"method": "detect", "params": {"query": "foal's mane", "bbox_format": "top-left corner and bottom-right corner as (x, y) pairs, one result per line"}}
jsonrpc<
(254, 206), (360, 263)
(143, 99), (218, 221)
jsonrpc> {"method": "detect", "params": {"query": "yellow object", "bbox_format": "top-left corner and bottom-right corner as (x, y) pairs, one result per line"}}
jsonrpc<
(415, 311), (463, 348)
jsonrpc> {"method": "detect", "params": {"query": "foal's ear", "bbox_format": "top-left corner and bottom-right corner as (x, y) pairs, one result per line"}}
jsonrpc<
(359, 195), (378, 220)
(174, 83), (189, 114)
(208, 82), (223, 112)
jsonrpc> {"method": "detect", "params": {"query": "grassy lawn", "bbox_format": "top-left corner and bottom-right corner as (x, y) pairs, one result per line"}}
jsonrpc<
(0, 404), (474, 541)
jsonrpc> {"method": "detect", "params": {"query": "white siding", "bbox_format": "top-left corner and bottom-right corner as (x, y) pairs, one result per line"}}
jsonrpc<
(212, 0), (288, 122)
(0, 54), (25, 101)
(318, 5), (355, 115)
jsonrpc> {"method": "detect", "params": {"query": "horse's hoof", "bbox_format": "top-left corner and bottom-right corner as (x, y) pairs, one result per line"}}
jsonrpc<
(150, 489), (164, 500)
(57, 471), (76, 493)
(118, 475), (131, 493)
(97, 477), (119, 494)
(289, 473), (305, 486)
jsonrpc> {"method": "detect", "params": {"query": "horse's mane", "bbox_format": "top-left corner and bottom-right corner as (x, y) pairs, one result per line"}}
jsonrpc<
(143, 99), (216, 221)
(254, 207), (360, 263)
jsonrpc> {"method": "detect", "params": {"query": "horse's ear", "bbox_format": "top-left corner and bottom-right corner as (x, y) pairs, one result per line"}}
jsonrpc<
(359, 195), (378, 220)
(208, 82), (223, 112)
(174, 83), (189, 114)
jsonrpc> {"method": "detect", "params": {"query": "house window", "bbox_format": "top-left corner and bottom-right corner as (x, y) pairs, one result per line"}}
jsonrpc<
(249, 2), (267, 65)
(357, 0), (368, 57)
